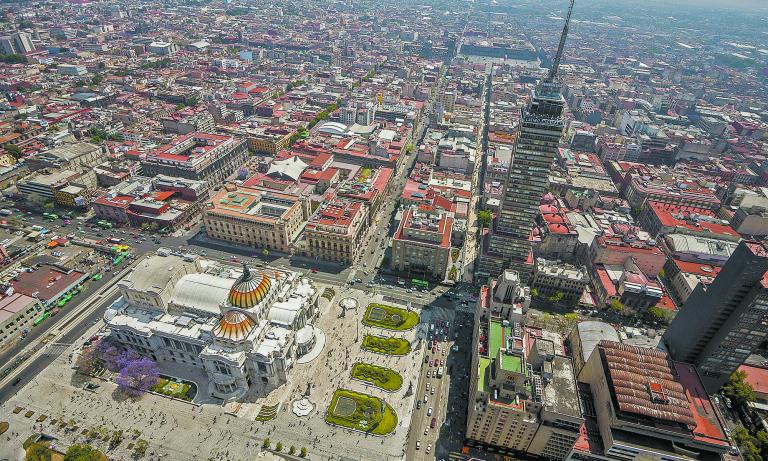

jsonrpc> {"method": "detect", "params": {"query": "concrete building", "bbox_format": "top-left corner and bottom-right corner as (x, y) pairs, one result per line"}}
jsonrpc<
(0, 32), (35, 54)
(340, 101), (376, 126)
(663, 241), (768, 393)
(390, 206), (453, 281)
(147, 41), (179, 55)
(57, 64), (88, 76)
(25, 142), (106, 172)
(567, 321), (619, 380)
(730, 204), (768, 236)
(571, 341), (730, 461)
(531, 258), (589, 303)
(0, 293), (44, 346)
(106, 253), (319, 401)
(480, 80), (567, 282)
(17, 168), (97, 207)
(466, 273), (583, 459)
(141, 132), (248, 189)
(203, 185), (309, 253)
(303, 198), (367, 264)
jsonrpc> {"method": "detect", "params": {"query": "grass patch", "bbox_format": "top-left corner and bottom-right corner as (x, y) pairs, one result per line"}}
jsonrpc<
(361, 335), (410, 356)
(0, 421), (8, 435)
(362, 303), (419, 331)
(325, 388), (398, 436)
(321, 287), (336, 302)
(150, 377), (195, 401)
(351, 363), (403, 391)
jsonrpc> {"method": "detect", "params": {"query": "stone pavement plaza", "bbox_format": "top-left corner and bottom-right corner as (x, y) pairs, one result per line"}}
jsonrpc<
(0, 284), (427, 461)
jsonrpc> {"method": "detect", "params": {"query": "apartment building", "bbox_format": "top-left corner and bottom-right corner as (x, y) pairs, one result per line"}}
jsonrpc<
(391, 206), (453, 281)
(303, 198), (367, 264)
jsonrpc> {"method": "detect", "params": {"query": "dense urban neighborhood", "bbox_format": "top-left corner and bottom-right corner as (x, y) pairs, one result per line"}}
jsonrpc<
(0, 0), (767, 460)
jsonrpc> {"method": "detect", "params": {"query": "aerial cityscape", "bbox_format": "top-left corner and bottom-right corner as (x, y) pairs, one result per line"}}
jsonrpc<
(0, 0), (767, 460)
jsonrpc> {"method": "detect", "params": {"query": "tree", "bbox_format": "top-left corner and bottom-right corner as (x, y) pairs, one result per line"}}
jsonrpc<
(96, 341), (122, 372)
(262, 438), (270, 449)
(289, 445), (296, 455)
(134, 439), (148, 455)
(299, 447), (307, 458)
(115, 356), (159, 397)
(3, 143), (23, 159)
(647, 306), (674, 324)
(76, 343), (103, 375)
(723, 370), (756, 405)
(262, 248), (269, 257)
(275, 441), (283, 451)
(530, 287), (538, 298)
(734, 427), (762, 461)
(25, 445), (50, 461)
(548, 291), (565, 303)
(63, 444), (103, 461)
(658, 267), (666, 279)
(609, 298), (624, 313)
(448, 266), (457, 281)
(477, 210), (492, 228)
(90, 74), (103, 86)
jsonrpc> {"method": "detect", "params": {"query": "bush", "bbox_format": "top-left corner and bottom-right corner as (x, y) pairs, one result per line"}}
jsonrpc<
(289, 446), (296, 455)
(300, 447), (307, 458)
(361, 335), (410, 356)
(275, 442), (283, 451)
(351, 363), (403, 391)
(262, 438), (270, 449)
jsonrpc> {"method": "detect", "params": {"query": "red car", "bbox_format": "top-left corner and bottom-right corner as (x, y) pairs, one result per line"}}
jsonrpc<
(435, 359), (440, 367)
(310, 268), (318, 273)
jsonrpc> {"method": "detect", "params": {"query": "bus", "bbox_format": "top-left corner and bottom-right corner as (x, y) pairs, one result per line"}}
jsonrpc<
(43, 213), (58, 221)
(96, 220), (113, 229)
(113, 254), (125, 265)
(106, 237), (122, 244)
(33, 311), (51, 326)
(412, 278), (428, 289)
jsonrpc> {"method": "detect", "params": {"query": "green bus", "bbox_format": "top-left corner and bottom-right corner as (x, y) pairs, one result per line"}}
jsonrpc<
(33, 312), (51, 326)
(113, 254), (125, 265)
(412, 278), (428, 289)
(96, 220), (113, 229)
(43, 212), (58, 221)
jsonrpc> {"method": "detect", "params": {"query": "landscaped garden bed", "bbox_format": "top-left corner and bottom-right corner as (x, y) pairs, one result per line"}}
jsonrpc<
(150, 375), (196, 401)
(325, 389), (397, 436)
(351, 363), (403, 392)
(361, 335), (410, 356)
(362, 303), (419, 331)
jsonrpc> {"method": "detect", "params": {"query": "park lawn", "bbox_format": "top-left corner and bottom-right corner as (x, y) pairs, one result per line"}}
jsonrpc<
(151, 378), (193, 400)
(351, 363), (403, 392)
(325, 388), (398, 436)
(361, 335), (411, 356)
(362, 303), (419, 331)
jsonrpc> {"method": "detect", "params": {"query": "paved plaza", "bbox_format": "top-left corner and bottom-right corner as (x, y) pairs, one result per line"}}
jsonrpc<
(0, 284), (428, 461)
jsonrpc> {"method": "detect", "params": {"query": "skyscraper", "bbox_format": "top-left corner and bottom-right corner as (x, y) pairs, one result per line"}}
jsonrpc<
(0, 32), (35, 55)
(477, 2), (574, 282)
(663, 240), (768, 393)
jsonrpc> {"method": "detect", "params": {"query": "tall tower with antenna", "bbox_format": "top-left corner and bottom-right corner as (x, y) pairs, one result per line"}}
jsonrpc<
(478, 1), (575, 282)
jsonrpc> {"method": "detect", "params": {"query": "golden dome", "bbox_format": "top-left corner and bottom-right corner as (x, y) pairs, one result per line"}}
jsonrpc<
(228, 264), (271, 309)
(212, 310), (256, 341)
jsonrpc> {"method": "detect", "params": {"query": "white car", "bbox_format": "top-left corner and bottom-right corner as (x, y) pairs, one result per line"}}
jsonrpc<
(427, 407), (433, 416)
(426, 444), (432, 454)
(416, 441), (421, 450)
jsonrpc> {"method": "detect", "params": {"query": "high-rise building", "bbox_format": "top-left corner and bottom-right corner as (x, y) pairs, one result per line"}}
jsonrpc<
(0, 32), (35, 55)
(466, 270), (582, 460)
(663, 240), (768, 393)
(477, 2), (574, 282)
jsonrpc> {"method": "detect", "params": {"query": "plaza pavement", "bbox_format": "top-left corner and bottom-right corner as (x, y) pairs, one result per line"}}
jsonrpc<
(0, 285), (429, 461)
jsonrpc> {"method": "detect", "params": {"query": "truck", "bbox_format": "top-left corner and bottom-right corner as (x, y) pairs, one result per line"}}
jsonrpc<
(437, 366), (444, 378)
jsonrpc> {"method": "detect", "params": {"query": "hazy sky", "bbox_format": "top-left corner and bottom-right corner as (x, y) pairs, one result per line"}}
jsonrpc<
(651, 0), (767, 9)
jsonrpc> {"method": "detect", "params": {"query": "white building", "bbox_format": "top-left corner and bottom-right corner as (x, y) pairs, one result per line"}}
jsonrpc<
(104, 252), (319, 401)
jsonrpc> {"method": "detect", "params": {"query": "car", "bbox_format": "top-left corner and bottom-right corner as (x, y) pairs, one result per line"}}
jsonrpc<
(427, 370), (432, 378)
(406, 288), (413, 293)
(423, 395), (428, 403)
(426, 383), (430, 391)
(424, 356), (429, 364)
(310, 268), (317, 273)
(430, 388), (435, 395)
(424, 428), (429, 436)
(12, 377), (21, 386)
(427, 407), (433, 416)
(426, 444), (432, 454)
(435, 359), (440, 367)
(416, 401), (421, 409)
(431, 346), (436, 354)
(429, 360), (433, 367)
(416, 293), (422, 298)
(416, 441), (421, 450)
(430, 417), (437, 428)
(422, 289), (428, 293)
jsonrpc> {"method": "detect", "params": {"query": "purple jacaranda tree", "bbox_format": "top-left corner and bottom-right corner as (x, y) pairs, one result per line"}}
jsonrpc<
(116, 348), (141, 370)
(115, 356), (160, 397)
(98, 341), (123, 372)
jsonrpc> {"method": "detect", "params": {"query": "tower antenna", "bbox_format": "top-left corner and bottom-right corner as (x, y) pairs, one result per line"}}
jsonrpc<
(546, 0), (575, 83)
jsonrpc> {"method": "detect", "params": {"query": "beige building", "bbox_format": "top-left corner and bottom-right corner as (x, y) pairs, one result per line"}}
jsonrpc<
(531, 257), (589, 303)
(0, 293), (45, 346)
(466, 272), (583, 460)
(203, 185), (309, 253)
(303, 198), (367, 264)
(391, 206), (453, 280)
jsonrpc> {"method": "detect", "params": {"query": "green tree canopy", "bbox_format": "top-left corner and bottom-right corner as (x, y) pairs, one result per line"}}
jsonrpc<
(477, 210), (492, 228)
(63, 444), (103, 461)
(3, 143), (23, 159)
(723, 370), (756, 404)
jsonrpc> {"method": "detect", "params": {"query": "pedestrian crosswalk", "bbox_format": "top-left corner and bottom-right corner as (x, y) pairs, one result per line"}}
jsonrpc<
(41, 342), (71, 357)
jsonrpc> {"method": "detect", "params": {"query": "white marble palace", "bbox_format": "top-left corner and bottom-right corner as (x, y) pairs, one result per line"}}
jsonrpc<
(103, 250), (319, 401)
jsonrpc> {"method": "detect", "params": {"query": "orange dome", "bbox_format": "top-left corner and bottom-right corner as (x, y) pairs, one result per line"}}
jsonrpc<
(228, 265), (271, 309)
(212, 310), (256, 341)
